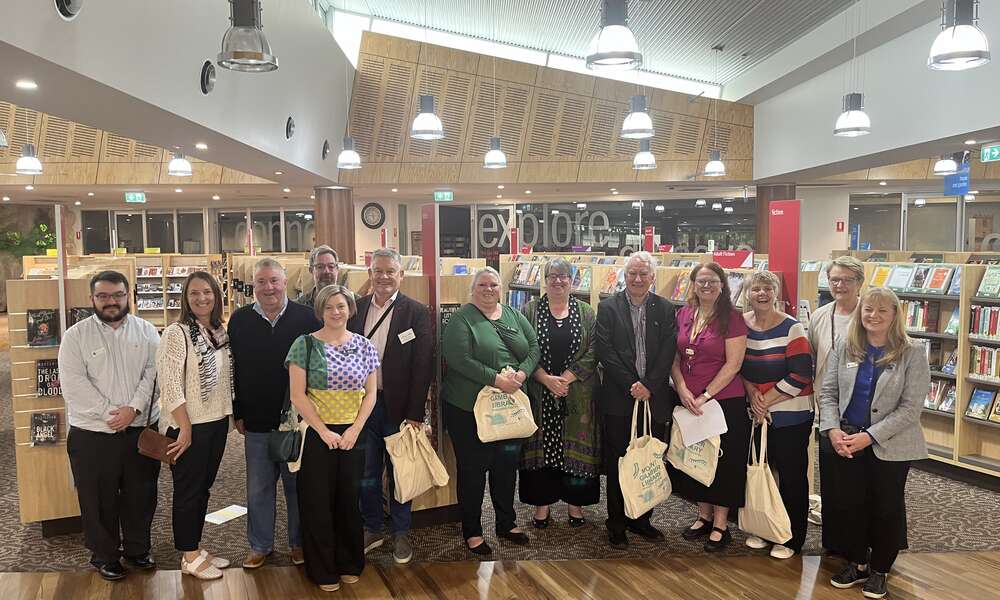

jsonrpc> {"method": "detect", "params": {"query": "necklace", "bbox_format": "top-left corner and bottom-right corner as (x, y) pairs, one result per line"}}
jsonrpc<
(691, 306), (714, 342)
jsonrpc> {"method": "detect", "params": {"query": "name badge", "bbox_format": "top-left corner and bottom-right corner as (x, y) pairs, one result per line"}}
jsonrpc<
(91, 347), (106, 358)
(398, 328), (416, 344)
(846, 362), (859, 369)
(685, 348), (695, 356)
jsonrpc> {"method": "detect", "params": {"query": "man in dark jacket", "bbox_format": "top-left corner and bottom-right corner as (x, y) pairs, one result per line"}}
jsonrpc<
(228, 258), (321, 569)
(595, 251), (677, 548)
(347, 248), (433, 564)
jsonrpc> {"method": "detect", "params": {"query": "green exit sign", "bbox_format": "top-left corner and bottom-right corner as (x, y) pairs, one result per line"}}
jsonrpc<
(434, 190), (453, 202)
(124, 191), (146, 203)
(981, 144), (1000, 163)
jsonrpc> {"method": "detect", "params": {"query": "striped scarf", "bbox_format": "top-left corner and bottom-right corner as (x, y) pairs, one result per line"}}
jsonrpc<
(186, 320), (232, 404)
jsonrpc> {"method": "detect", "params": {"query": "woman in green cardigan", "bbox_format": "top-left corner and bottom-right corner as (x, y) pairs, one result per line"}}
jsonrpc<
(442, 267), (540, 556)
(519, 258), (599, 530)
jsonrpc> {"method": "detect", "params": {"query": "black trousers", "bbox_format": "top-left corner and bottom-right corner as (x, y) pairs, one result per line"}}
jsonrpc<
(167, 417), (229, 552)
(753, 420), (811, 552)
(819, 436), (910, 573)
(297, 424), (365, 586)
(66, 424), (161, 565)
(601, 410), (666, 535)
(518, 467), (600, 507)
(444, 402), (523, 539)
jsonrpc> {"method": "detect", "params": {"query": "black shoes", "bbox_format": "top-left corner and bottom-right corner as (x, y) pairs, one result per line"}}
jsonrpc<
(703, 527), (732, 552)
(568, 515), (586, 528)
(533, 516), (551, 529)
(608, 529), (628, 548)
(625, 521), (665, 541)
(466, 540), (493, 556)
(124, 554), (156, 570)
(681, 517), (713, 541)
(498, 530), (530, 545)
(95, 560), (127, 581)
(830, 563), (870, 589)
(862, 571), (888, 598)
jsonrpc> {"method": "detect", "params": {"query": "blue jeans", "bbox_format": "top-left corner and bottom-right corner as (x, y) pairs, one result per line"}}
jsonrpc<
(245, 431), (303, 554)
(360, 397), (413, 536)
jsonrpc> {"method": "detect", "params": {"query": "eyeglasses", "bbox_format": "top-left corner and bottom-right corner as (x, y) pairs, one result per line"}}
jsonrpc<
(94, 292), (128, 302)
(546, 274), (571, 281)
(372, 269), (398, 278)
(626, 271), (652, 280)
(313, 264), (339, 272)
(695, 279), (722, 288)
(829, 277), (859, 286)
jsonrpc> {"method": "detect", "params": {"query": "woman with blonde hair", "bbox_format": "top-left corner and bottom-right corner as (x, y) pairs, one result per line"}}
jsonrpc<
(819, 287), (929, 599)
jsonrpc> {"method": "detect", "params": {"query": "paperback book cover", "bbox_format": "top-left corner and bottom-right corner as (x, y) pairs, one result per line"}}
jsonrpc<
(947, 266), (963, 296)
(966, 388), (996, 420)
(908, 265), (931, 292)
(67, 306), (95, 327)
(990, 396), (1000, 424)
(943, 307), (961, 336)
(925, 380), (942, 410)
(925, 267), (954, 295)
(938, 384), (957, 413)
(941, 349), (959, 375)
(35, 359), (61, 397)
(26, 309), (59, 347)
(886, 265), (916, 291)
(870, 264), (893, 288)
(976, 265), (1000, 298)
(30, 412), (58, 445)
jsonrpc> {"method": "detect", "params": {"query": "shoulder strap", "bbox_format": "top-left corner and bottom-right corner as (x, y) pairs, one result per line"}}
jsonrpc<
(145, 375), (157, 428)
(471, 304), (523, 361)
(365, 299), (395, 339)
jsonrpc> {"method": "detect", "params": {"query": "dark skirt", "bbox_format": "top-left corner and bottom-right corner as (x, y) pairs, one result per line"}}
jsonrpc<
(668, 395), (751, 509)
(518, 467), (600, 507)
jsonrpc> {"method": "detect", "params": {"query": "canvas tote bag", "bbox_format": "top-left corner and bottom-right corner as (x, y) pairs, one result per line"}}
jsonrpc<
(666, 406), (722, 487)
(738, 421), (792, 543)
(385, 424), (450, 503)
(473, 366), (538, 442)
(619, 401), (671, 519)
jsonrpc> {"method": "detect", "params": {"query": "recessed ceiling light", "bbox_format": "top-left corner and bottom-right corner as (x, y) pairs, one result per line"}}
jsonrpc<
(612, 190), (619, 195)
(496, 194), (502, 199)
(853, 207), (859, 210)
(965, 139), (977, 145)
(25, 185), (33, 191)
(15, 79), (38, 90)
(525, 190), (532, 194)
(391, 188), (398, 193)
(212, 195), (221, 200)
(576, 203), (587, 209)
(87, 192), (95, 197)
(174, 188), (183, 193)
(879, 181), (887, 186)
(1, 196), (9, 202)
(310, 194), (315, 200)
(970, 190), (979, 194)
(195, 142), (208, 150)
(497, 185), (505, 190)
(74, 200), (81, 206)
(274, 171), (283, 175)
(610, 188), (617, 192)
(283, 187), (291, 193)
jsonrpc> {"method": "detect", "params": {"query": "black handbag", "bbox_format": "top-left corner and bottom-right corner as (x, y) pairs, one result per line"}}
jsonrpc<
(267, 336), (310, 462)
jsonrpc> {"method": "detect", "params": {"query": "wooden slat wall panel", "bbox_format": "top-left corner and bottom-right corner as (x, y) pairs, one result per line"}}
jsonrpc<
(462, 78), (532, 162)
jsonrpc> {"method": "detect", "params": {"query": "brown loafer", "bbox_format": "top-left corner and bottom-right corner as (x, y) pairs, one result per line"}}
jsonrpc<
(290, 547), (305, 566)
(340, 575), (360, 584)
(241, 551), (268, 569)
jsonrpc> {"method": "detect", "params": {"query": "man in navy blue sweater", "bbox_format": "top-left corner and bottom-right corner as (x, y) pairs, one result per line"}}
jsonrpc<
(228, 258), (321, 570)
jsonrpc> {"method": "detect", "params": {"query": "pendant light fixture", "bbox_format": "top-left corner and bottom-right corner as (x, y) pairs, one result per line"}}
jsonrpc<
(218, 0), (278, 72)
(411, 0), (444, 141)
(632, 139), (656, 170)
(336, 137), (361, 169)
(695, 199), (707, 208)
(483, 0), (507, 169)
(586, 0), (642, 71)
(167, 152), (193, 177)
(933, 151), (967, 175)
(704, 46), (725, 177)
(16, 144), (42, 175)
(621, 95), (653, 139)
(723, 205), (734, 214)
(711, 201), (723, 211)
(835, 1), (872, 137)
(929, 0), (990, 70)
(0, 127), (7, 149)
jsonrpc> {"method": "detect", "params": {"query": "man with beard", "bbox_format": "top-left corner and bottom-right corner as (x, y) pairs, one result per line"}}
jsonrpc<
(229, 258), (321, 569)
(295, 245), (340, 307)
(58, 270), (161, 580)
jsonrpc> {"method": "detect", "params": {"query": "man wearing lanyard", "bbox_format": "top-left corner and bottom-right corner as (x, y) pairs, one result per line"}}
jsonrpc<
(59, 271), (161, 581)
(348, 248), (433, 564)
(229, 258), (321, 569)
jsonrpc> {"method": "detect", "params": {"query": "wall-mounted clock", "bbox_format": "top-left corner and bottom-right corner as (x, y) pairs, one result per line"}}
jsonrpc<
(361, 202), (386, 229)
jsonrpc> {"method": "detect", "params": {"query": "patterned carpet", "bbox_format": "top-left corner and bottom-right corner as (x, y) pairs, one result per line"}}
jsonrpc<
(2, 350), (999, 572)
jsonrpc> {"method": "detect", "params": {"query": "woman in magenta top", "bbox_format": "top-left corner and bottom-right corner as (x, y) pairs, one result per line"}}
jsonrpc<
(670, 262), (749, 552)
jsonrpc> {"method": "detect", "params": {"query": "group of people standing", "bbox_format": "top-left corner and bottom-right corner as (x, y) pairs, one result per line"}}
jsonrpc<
(58, 246), (928, 599)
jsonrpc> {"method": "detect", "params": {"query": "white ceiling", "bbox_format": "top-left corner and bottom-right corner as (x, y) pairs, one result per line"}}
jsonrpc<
(331, 0), (855, 85)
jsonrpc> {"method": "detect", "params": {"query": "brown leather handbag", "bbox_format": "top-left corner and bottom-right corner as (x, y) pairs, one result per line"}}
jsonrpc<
(137, 376), (175, 464)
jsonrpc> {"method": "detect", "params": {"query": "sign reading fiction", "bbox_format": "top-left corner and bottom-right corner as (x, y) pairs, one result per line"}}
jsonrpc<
(478, 209), (612, 250)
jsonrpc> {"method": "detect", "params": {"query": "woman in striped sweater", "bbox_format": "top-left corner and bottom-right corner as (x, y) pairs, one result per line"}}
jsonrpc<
(740, 270), (814, 559)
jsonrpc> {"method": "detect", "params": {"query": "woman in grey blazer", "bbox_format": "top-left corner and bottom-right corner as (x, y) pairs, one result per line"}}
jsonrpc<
(818, 287), (929, 600)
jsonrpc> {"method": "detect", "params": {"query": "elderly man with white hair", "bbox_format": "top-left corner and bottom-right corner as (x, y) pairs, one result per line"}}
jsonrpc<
(595, 251), (677, 548)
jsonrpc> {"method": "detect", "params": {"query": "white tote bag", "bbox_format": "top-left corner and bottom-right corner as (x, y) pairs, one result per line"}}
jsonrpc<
(666, 407), (722, 487)
(473, 367), (537, 442)
(385, 424), (451, 504)
(618, 401), (672, 519)
(738, 421), (792, 544)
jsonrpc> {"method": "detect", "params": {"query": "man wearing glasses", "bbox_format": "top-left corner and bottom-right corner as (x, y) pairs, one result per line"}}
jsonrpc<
(59, 271), (162, 580)
(595, 252), (677, 547)
(295, 245), (340, 307)
(347, 248), (433, 564)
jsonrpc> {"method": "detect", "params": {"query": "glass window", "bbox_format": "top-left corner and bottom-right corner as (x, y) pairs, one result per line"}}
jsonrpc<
(475, 206), (512, 268)
(251, 211), (281, 253)
(218, 211), (248, 253)
(517, 201), (638, 255)
(849, 194), (902, 250)
(82, 210), (111, 254)
(178, 212), (204, 253)
(115, 212), (143, 254)
(145, 212), (175, 253)
(663, 198), (757, 252)
(284, 210), (315, 252)
(906, 195), (956, 251)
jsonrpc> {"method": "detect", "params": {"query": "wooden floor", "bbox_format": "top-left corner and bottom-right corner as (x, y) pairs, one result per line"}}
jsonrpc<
(0, 551), (993, 599)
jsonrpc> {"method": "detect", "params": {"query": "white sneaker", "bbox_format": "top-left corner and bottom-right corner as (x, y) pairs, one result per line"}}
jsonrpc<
(745, 535), (768, 549)
(770, 544), (795, 559)
(808, 508), (823, 526)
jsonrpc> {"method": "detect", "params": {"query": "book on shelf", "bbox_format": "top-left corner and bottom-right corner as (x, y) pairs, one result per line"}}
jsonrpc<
(886, 265), (916, 291)
(970, 344), (1000, 379)
(67, 306), (95, 327)
(30, 412), (59, 445)
(672, 276), (691, 301)
(26, 309), (59, 347)
(976, 265), (1000, 298)
(507, 290), (534, 310)
(941, 348), (959, 374)
(870, 264), (893, 288)
(577, 267), (592, 292)
(908, 265), (931, 292)
(925, 340), (943, 369)
(966, 388), (996, 420)
(903, 300), (939, 332)
(728, 272), (746, 305)
(924, 266), (954, 295)
(35, 359), (61, 397)
(925, 379), (947, 410)
(865, 252), (889, 262)
(452, 264), (469, 275)
(817, 265), (830, 289)
(990, 396), (1000, 424)
(938, 383), (957, 413)
(947, 266), (963, 296)
(943, 307), (961, 335)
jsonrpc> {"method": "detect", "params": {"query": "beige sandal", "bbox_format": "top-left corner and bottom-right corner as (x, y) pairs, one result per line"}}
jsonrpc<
(205, 552), (230, 569)
(181, 550), (223, 580)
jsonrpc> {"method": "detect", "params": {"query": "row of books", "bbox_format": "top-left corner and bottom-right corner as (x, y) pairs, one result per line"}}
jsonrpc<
(24, 308), (97, 347)
(507, 290), (535, 311)
(870, 264), (960, 295)
(966, 387), (1000, 423)
(136, 265), (207, 277)
(925, 380), (957, 413)
(970, 304), (1000, 338)
(970, 345), (1000, 380)
(669, 271), (746, 306)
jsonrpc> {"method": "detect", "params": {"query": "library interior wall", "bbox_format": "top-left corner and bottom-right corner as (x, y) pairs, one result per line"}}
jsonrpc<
(797, 188), (850, 260)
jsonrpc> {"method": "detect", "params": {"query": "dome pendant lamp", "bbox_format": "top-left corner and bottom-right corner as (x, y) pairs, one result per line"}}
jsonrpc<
(410, 95), (444, 140)
(336, 136), (361, 169)
(929, 0), (990, 71)
(933, 151), (966, 176)
(15, 144), (43, 176)
(703, 46), (725, 177)
(218, 0), (278, 73)
(632, 139), (656, 170)
(621, 95), (654, 139)
(834, 92), (871, 137)
(167, 152), (193, 177)
(484, 137), (507, 169)
(586, 0), (643, 71)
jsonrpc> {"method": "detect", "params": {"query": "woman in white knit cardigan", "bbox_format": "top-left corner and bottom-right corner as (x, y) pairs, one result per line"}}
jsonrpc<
(155, 271), (234, 580)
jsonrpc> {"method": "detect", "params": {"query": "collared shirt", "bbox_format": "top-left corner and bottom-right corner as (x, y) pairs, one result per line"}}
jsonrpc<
(57, 314), (160, 433)
(253, 295), (289, 328)
(364, 291), (398, 390)
(628, 294), (647, 377)
(845, 344), (885, 428)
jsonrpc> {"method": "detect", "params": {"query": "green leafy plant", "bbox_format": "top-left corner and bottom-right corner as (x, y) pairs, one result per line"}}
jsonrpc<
(0, 223), (57, 257)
